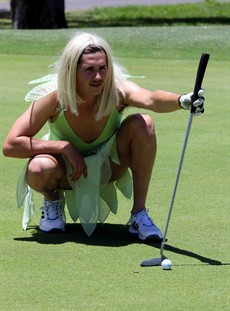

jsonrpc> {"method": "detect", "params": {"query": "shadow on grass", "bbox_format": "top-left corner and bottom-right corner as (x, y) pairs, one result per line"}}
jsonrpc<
(163, 244), (223, 266)
(14, 223), (140, 247)
(14, 223), (224, 266)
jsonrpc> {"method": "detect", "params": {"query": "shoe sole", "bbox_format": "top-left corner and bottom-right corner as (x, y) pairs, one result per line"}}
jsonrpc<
(129, 231), (163, 242)
(39, 227), (65, 233)
(140, 234), (163, 242)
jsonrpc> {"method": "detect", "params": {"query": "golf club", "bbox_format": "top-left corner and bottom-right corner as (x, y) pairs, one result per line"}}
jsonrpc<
(140, 53), (210, 267)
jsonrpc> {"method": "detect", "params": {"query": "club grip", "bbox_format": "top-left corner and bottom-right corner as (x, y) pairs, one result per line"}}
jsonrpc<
(191, 53), (210, 113)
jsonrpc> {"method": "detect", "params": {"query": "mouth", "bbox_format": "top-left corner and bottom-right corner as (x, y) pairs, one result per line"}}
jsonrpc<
(90, 81), (103, 88)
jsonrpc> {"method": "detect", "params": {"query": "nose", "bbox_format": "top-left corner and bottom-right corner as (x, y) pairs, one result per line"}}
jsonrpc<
(94, 71), (101, 80)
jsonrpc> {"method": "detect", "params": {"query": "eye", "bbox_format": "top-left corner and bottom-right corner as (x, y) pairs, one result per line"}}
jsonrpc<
(100, 65), (107, 71)
(85, 67), (94, 72)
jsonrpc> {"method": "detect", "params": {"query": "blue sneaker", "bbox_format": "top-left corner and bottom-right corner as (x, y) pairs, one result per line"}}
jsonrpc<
(129, 209), (163, 241)
(39, 199), (65, 232)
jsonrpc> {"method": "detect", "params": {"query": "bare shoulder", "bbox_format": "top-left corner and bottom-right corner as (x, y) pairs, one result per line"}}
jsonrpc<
(122, 80), (141, 93)
(122, 80), (151, 97)
(4, 91), (59, 139)
(116, 81), (139, 111)
(121, 80), (152, 108)
(34, 90), (59, 118)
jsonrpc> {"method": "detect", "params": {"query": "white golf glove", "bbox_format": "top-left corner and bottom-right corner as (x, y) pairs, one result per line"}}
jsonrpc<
(178, 89), (205, 115)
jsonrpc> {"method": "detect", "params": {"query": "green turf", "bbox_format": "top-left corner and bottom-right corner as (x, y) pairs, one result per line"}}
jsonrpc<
(0, 26), (229, 61)
(66, 0), (230, 27)
(0, 26), (229, 311)
(1, 0), (230, 29)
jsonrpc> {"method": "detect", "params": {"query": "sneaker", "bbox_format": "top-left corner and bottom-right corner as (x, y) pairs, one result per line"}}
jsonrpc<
(39, 199), (65, 232)
(129, 209), (163, 241)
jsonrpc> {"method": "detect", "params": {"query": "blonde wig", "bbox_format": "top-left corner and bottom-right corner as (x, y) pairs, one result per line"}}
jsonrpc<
(56, 32), (127, 120)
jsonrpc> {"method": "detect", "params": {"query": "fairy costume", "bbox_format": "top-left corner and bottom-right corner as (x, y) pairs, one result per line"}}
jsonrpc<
(17, 75), (133, 236)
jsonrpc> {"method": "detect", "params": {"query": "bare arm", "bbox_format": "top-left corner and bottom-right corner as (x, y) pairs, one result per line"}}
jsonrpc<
(122, 80), (181, 112)
(2, 92), (70, 158)
(3, 92), (88, 180)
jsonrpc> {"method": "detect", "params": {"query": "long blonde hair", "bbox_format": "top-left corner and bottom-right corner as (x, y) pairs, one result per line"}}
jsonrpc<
(56, 32), (127, 120)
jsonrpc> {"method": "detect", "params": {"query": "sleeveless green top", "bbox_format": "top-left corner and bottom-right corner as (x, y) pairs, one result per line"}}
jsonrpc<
(48, 109), (122, 156)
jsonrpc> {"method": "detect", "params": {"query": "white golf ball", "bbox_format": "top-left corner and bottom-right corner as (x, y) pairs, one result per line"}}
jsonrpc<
(161, 259), (172, 270)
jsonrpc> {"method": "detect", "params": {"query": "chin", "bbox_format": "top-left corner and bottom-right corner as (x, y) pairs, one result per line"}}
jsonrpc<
(91, 86), (104, 95)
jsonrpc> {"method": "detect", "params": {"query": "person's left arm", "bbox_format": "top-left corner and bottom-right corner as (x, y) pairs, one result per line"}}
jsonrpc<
(122, 80), (204, 114)
(122, 80), (180, 112)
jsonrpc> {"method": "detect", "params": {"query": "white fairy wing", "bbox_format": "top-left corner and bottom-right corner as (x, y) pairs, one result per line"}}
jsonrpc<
(28, 73), (57, 84)
(25, 80), (57, 102)
(126, 75), (146, 79)
(25, 73), (57, 102)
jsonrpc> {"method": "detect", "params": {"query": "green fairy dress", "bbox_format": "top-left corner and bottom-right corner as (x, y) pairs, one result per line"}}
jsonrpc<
(17, 108), (132, 236)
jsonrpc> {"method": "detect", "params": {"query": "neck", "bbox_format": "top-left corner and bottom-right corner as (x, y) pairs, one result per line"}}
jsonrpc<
(82, 95), (98, 107)
(78, 99), (98, 116)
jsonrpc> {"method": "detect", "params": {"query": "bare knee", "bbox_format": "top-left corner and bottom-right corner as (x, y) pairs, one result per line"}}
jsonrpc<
(26, 155), (64, 190)
(116, 114), (156, 165)
(139, 114), (155, 137)
(125, 113), (156, 140)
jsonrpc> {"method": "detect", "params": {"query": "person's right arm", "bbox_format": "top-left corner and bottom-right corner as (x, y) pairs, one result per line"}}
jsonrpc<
(3, 92), (87, 180)
(3, 92), (64, 158)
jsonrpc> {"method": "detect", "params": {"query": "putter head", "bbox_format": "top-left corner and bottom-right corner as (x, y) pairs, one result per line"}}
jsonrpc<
(140, 256), (167, 267)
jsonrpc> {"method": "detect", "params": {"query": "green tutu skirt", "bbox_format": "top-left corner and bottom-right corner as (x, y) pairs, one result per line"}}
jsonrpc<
(16, 132), (132, 236)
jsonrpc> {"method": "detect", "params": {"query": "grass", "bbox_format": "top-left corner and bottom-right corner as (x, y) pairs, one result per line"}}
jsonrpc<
(0, 26), (229, 61)
(0, 0), (230, 29)
(0, 26), (229, 310)
(66, 0), (230, 27)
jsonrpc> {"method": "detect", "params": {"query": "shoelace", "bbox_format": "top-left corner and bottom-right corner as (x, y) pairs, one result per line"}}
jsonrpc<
(41, 200), (61, 220)
(139, 212), (154, 226)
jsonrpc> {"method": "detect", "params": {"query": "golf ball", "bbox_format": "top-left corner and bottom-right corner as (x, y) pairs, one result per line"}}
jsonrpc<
(161, 259), (172, 270)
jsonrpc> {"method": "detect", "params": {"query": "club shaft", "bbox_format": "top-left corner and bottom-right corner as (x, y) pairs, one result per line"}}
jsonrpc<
(160, 112), (194, 258)
(141, 53), (210, 266)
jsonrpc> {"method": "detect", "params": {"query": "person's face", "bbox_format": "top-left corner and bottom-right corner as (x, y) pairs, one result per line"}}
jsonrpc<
(76, 51), (108, 99)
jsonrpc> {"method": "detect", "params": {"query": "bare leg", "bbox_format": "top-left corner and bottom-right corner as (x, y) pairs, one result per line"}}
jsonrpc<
(110, 114), (156, 214)
(25, 154), (71, 201)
